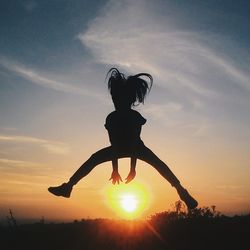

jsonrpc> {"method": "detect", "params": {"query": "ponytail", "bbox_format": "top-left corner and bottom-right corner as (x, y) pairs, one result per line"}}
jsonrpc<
(106, 68), (153, 106)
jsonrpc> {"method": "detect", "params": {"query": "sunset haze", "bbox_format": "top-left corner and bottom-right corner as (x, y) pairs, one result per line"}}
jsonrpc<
(0, 0), (250, 222)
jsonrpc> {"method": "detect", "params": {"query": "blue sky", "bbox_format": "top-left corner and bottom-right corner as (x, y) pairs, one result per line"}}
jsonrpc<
(0, 0), (249, 219)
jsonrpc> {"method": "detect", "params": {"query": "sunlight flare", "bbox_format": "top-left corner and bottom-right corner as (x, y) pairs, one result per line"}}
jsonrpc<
(120, 194), (138, 212)
(105, 182), (150, 219)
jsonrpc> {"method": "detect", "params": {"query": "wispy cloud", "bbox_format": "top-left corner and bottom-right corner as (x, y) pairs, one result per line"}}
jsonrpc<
(77, 0), (250, 137)
(0, 58), (104, 100)
(0, 158), (44, 167)
(0, 127), (17, 131)
(143, 101), (213, 135)
(78, 0), (250, 99)
(144, 102), (183, 120)
(0, 134), (70, 155)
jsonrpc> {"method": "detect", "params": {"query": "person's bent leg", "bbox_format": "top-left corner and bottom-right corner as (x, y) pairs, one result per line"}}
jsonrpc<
(137, 145), (198, 209)
(48, 146), (113, 198)
(69, 146), (113, 185)
(137, 145), (180, 186)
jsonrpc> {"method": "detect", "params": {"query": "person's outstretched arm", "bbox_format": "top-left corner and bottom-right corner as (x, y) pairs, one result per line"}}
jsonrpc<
(125, 157), (137, 184)
(109, 158), (123, 185)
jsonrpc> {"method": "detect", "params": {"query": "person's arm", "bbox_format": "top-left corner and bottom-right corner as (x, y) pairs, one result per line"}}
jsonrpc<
(125, 157), (137, 184)
(106, 113), (122, 184)
(109, 157), (123, 185)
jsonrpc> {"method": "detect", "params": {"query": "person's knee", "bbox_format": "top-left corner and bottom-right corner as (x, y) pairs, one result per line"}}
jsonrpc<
(89, 152), (99, 164)
(89, 150), (108, 165)
(90, 152), (97, 159)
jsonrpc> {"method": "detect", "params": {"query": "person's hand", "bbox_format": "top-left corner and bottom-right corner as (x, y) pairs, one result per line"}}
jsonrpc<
(125, 170), (136, 184)
(109, 170), (123, 185)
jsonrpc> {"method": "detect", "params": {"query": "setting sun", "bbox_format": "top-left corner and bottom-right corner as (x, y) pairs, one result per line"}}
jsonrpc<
(120, 194), (138, 212)
(105, 182), (150, 219)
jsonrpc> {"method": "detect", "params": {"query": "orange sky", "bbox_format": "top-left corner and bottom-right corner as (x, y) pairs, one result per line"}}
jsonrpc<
(1, 129), (249, 221)
(1, 0), (250, 221)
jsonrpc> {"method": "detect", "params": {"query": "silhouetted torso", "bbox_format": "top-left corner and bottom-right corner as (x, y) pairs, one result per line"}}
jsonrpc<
(105, 109), (146, 152)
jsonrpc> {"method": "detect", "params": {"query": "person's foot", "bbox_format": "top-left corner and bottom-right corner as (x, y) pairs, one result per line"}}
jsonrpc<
(48, 183), (72, 198)
(176, 186), (198, 209)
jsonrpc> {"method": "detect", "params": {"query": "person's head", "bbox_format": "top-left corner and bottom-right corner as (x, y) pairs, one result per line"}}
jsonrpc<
(106, 68), (153, 110)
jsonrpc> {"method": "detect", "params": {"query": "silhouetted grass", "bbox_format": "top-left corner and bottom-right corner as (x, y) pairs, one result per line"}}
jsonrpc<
(1, 204), (249, 250)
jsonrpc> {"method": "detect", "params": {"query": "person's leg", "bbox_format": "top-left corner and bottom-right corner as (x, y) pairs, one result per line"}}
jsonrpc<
(69, 146), (113, 185)
(137, 145), (198, 209)
(48, 146), (113, 197)
(137, 145), (180, 186)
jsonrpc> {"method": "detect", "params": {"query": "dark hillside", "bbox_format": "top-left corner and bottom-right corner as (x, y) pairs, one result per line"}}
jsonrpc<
(1, 207), (249, 250)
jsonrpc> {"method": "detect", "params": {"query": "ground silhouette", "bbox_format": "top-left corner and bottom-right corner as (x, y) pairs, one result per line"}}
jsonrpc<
(1, 205), (249, 250)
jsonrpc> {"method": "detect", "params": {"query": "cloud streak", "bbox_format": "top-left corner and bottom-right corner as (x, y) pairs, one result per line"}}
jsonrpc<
(78, 0), (250, 100)
(0, 134), (70, 155)
(0, 158), (45, 167)
(77, 0), (250, 139)
(0, 58), (105, 101)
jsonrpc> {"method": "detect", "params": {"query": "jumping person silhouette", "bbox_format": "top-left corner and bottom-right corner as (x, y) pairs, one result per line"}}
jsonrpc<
(48, 68), (198, 209)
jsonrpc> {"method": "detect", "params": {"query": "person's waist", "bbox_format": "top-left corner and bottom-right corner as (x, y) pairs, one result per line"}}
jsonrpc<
(111, 139), (143, 147)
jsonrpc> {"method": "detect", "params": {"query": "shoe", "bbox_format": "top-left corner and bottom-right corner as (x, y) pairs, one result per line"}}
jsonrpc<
(48, 183), (72, 198)
(177, 187), (198, 209)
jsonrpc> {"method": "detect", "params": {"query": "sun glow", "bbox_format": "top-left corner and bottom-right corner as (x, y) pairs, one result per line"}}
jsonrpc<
(121, 194), (138, 212)
(105, 182), (150, 219)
